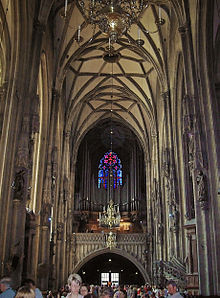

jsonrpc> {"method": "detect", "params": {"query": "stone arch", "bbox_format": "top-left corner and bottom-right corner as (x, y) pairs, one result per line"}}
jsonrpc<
(73, 247), (150, 283)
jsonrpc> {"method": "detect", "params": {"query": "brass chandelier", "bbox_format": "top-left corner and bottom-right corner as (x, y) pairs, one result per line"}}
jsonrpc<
(77, 0), (149, 43)
(99, 200), (121, 229)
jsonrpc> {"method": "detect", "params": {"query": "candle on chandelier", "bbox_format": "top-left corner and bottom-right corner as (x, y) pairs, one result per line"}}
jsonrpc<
(78, 25), (81, 41)
(138, 28), (141, 40)
(64, 0), (68, 17)
(159, 6), (162, 19)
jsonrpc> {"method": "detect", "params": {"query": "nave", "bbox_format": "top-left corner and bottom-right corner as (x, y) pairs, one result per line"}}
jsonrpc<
(0, 0), (219, 297)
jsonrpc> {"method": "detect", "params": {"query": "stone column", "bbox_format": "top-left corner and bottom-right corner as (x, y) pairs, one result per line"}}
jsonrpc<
(161, 91), (180, 259)
(179, 24), (213, 296)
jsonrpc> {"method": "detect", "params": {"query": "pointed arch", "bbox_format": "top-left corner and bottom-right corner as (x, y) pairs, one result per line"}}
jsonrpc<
(73, 247), (150, 283)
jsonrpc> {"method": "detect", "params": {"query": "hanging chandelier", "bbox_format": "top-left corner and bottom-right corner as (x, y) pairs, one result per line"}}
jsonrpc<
(99, 200), (121, 228)
(77, 0), (149, 43)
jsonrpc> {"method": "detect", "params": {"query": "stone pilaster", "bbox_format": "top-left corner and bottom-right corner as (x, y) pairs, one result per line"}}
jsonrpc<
(0, 82), (8, 137)
(38, 226), (50, 290)
(55, 223), (64, 289)
(37, 202), (51, 290)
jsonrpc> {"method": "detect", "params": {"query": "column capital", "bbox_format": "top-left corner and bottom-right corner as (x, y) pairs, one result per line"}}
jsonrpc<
(52, 88), (60, 101)
(64, 130), (71, 139)
(160, 90), (170, 101)
(151, 131), (157, 139)
(178, 24), (189, 35)
(0, 82), (8, 97)
(33, 20), (46, 34)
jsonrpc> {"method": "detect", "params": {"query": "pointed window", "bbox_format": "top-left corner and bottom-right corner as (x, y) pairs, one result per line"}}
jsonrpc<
(98, 151), (122, 189)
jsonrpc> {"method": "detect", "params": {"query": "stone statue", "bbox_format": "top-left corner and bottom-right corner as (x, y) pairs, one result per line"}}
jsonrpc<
(187, 133), (195, 172)
(12, 169), (26, 201)
(163, 148), (170, 178)
(41, 202), (51, 227)
(196, 171), (207, 202)
(173, 209), (179, 232)
(57, 223), (64, 240)
(106, 231), (116, 249)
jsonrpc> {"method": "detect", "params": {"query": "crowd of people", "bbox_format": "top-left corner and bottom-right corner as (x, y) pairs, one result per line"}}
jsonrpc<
(0, 274), (189, 298)
(0, 277), (43, 298)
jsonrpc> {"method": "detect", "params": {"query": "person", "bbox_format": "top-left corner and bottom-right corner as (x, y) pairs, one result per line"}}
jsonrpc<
(0, 277), (15, 298)
(15, 286), (35, 298)
(113, 289), (126, 298)
(166, 281), (183, 298)
(66, 273), (83, 298)
(80, 284), (89, 297)
(100, 287), (114, 298)
(47, 290), (54, 298)
(21, 279), (43, 298)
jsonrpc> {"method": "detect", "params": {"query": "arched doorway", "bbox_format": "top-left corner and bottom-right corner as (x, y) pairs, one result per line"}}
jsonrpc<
(77, 252), (145, 286)
(73, 247), (150, 286)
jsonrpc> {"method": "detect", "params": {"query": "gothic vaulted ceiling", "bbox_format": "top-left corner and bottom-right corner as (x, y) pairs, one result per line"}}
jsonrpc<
(51, 0), (178, 154)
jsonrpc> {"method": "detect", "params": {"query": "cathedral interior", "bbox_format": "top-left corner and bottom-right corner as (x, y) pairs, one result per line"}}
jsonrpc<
(0, 0), (219, 296)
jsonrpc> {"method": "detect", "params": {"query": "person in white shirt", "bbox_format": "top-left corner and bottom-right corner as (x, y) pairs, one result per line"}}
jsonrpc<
(66, 274), (83, 298)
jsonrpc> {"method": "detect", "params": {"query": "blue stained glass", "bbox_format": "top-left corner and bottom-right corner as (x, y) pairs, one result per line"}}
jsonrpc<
(98, 151), (122, 189)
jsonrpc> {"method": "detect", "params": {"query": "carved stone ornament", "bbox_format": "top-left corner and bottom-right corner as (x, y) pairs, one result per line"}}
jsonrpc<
(41, 202), (51, 227)
(57, 222), (64, 240)
(5, 254), (22, 274)
(33, 20), (46, 34)
(196, 170), (208, 210)
(162, 148), (170, 178)
(157, 223), (164, 241)
(16, 144), (29, 169)
(172, 209), (179, 233)
(31, 113), (40, 134)
(12, 169), (27, 201)
(187, 132), (195, 172)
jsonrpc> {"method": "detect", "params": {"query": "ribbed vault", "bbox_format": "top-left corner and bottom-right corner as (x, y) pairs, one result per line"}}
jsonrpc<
(51, 0), (176, 154)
